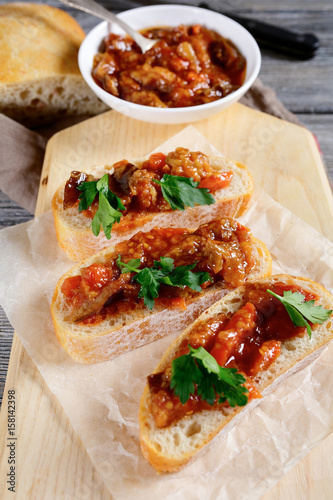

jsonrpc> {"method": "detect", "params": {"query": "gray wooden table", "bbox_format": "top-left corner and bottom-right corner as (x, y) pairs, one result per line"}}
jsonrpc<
(0, 0), (333, 405)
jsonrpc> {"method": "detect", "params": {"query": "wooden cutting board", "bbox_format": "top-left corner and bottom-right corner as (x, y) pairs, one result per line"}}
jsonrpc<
(1, 103), (333, 499)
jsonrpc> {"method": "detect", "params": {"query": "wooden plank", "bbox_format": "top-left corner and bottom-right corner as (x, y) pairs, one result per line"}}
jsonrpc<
(299, 114), (333, 188)
(1, 104), (333, 499)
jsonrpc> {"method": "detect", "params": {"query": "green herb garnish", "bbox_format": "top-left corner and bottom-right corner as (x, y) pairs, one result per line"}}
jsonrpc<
(116, 256), (211, 310)
(267, 289), (332, 339)
(170, 346), (248, 407)
(77, 174), (125, 239)
(153, 174), (215, 211)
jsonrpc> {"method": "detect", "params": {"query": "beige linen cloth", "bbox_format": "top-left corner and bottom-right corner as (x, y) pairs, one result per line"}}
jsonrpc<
(0, 78), (301, 213)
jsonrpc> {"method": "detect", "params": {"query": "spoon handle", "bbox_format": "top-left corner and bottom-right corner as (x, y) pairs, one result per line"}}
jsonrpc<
(58, 0), (154, 52)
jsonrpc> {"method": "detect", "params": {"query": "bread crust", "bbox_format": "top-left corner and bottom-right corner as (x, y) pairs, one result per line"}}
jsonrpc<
(52, 155), (253, 261)
(139, 275), (333, 472)
(0, 3), (85, 85)
(0, 3), (107, 125)
(51, 229), (271, 364)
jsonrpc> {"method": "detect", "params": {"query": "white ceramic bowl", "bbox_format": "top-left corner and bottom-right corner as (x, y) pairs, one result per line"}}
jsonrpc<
(79, 4), (261, 124)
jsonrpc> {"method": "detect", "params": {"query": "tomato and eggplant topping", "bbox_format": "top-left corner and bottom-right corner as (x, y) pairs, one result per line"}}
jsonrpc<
(92, 24), (246, 108)
(60, 218), (255, 323)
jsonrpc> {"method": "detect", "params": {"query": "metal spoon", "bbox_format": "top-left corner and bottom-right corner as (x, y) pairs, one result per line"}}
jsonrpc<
(58, 0), (159, 53)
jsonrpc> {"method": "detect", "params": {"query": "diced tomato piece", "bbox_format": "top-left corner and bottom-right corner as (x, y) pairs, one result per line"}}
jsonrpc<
(79, 313), (104, 326)
(191, 24), (202, 36)
(113, 159), (129, 170)
(158, 297), (187, 310)
(147, 153), (166, 171)
(61, 275), (82, 298)
(81, 264), (111, 291)
(248, 340), (281, 376)
(199, 172), (233, 192)
(244, 376), (262, 400)
(210, 302), (257, 366)
(186, 71), (203, 82)
(169, 297), (187, 310)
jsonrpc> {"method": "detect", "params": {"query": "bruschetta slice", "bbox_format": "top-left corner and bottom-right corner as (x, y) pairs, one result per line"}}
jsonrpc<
(139, 275), (333, 472)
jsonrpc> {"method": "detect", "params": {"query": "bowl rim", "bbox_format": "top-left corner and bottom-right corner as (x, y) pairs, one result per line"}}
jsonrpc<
(79, 3), (261, 115)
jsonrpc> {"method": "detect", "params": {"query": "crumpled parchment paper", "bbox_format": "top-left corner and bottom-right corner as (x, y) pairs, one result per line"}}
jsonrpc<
(0, 127), (333, 500)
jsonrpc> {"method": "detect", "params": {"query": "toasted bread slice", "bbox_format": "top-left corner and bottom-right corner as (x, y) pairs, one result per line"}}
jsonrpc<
(51, 220), (271, 364)
(52, 153), (253, 261)
(139, 275), (333, 472)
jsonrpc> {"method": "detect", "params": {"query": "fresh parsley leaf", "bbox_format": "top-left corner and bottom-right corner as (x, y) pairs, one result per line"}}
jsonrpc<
(170, 346), (248, 407)
(196, 370), (217, 405)
(117, 255), (175, 309)
(134, 267), (165, 310)
(116, 255), (141, 273)
(77, 180), (98, 211)
(92, 192), (123, 239)
(116, 256), (211, 310)
(160, 263), (211, 291)
(77, 174), (125, 239)
(190, 345), (221, 375)
(116, 255), (166, 309)
(154, 257), (175, 275)
(96, 175), (125, 211)
(213, 368), (249, 407)
(190, 346), (248, 407)
(153, 174), (215, 211)
(267, 289), (333, 339)
(91, 210), (101, 237)
(170, 355), (202, 405)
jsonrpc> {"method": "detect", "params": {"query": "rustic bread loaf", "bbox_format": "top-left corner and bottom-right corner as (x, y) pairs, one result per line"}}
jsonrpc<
(139, 275), (333, 472)
(51, 220), (271, 364)
(52, 154), (253, 261)
(0, 3), (107, 126)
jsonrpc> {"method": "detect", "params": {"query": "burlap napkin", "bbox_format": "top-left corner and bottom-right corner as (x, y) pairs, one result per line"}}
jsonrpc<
(0, 78), (301, 214)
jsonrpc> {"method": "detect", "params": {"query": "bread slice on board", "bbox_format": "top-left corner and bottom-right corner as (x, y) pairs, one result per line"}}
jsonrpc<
(139, 275), (333, 472)
(52, 154), (253, 261)
(51, 220), (271, 364)
(0, 2), (107, 126)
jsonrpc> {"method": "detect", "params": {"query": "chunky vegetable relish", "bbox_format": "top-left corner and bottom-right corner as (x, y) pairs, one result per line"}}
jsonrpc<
(60, 218), (254, 323)
(92, 24), (246, 108)
(63, 148), (233, 219)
